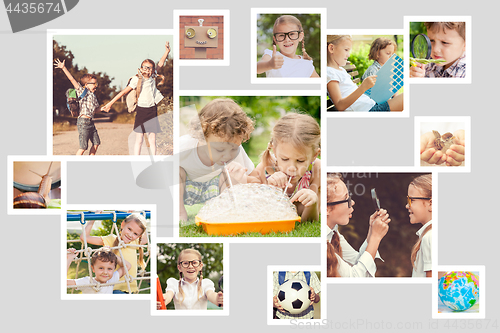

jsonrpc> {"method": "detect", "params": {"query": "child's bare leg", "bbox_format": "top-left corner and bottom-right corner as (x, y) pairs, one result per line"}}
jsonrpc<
(179, 167), (188, 221)
(146, 132), (156, 155)
(388, 93), (404, 111)
(76, 149), (85, 155)
(134, 132), (144, 155)
(89, 145), (99, 155)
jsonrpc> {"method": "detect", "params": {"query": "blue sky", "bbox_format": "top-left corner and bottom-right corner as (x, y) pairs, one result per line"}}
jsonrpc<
(53, 34), (174, 88)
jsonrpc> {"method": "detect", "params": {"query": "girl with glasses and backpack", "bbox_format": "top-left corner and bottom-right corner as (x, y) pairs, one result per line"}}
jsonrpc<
(257, 15), (319, 78)
(326, 173), (390, 277)
(102, 41), (170, 155)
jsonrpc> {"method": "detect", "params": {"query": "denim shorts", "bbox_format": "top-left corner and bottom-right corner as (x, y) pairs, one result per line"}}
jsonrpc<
(77, 117), (100, 150)
(369, 101), (390, 112)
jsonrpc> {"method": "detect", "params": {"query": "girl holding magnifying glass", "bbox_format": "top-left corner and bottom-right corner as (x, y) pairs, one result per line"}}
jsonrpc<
(326, 173), (390, 277)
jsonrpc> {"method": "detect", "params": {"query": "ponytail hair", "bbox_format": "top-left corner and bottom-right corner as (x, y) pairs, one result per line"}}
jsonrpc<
(409, 174), (432, 269)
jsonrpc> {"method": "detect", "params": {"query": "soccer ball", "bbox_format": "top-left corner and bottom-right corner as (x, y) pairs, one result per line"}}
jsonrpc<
(277, 279), (311, 315)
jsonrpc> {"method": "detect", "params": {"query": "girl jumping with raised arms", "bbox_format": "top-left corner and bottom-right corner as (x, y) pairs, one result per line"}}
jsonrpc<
(102, 41), (170, 155)
(256, 112), (321, 222)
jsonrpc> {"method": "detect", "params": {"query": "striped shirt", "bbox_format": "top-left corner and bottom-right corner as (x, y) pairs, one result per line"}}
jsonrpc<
(425, 53), (466, 78)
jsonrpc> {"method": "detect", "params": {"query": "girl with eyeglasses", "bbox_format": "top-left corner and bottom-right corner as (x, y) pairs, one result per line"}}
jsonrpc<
(406, 174), (433, 277)
(257, 15), (319, 78)
(159, 248), (223, 310)
(102, 41), (170, 155)
(326, 173), (390, 277)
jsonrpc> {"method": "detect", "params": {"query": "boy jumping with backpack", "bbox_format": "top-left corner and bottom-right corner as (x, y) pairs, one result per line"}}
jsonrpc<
(54, 58), (108, 155)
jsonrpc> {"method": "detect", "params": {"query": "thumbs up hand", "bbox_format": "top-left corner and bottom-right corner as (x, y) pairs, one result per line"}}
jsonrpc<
(270, 45), (284, 70)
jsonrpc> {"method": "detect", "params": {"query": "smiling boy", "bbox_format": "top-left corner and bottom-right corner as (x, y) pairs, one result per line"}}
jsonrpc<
(67, 247), (131, 294)
(410, 22), (466, 78)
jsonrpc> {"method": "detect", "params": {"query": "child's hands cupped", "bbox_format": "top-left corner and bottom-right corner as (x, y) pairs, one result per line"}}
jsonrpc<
(361, 75), (377, 90)
(291, 189), (318, 207)
(420, 132), (446, 165)
(267, 171), (290, 189)
(410, 63), (426, 78)
(445, 130), (465, 166)
(270, 45), (284, 69)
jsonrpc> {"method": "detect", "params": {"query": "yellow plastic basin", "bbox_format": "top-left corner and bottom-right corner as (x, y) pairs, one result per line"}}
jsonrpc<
(195, 216), (301, 236)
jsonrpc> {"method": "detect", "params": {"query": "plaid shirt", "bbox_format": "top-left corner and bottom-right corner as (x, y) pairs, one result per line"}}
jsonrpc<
(425, 53), (466, 78)
(76, 84), (99, 118)
(273, 271), (321, 319)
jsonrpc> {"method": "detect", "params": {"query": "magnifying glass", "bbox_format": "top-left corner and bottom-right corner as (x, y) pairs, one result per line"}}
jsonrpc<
(371, 188), (381, 211)
(411, 33), (432, 59)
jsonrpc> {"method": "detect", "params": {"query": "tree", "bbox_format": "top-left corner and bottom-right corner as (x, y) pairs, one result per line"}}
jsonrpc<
(52, 40), (119, 116)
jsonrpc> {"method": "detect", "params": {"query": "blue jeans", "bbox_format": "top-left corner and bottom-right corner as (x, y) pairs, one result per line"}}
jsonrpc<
(369, 101), (390, 112)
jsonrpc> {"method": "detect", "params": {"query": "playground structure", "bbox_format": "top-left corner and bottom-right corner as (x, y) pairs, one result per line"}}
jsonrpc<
(66, 210), (151, 294)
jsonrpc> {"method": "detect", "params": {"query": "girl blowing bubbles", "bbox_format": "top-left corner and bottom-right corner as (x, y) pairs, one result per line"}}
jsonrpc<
(160, 249), (223, 310)
(257, 15), (319, 78)
(406, 174), (433, 277)
(256, 113), (321, 222)
(81, 213), (148, 294)
(327, 35), (403, 112)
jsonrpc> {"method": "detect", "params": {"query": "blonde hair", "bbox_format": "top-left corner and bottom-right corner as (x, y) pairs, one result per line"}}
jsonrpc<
(368, 37), (397, 61)
(326, 35), (352, 66)
(409, 174), (432, 269)
(113, 213), (147, 270)
(177, 249), (203, 305)
(273, 15), (312, 61)
(189, 98), (254, 143)
(260, 112), (320, 171)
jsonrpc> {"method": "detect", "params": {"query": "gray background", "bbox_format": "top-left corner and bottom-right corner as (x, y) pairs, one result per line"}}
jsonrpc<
(2, 0), (499, 332)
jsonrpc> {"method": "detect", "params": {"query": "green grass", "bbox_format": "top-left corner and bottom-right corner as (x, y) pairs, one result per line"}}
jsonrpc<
(180, 204), (320, 237)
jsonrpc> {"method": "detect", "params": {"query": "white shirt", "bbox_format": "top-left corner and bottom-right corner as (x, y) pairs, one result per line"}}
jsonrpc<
(263, 49), (314, 78)
(179, 134), (255, 183)
(327, 66), (376, 111)
(74, 271), (120, 294)
(326, 225), (382, 277)
(166, 278), (215, 310)
(412, 220), (432, 277)
(128, 76), (163, 107)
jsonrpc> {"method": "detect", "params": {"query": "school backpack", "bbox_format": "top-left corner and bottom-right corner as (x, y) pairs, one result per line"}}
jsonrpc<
(65, 88), (88, 117)
(125, 74), (143, 113)
(278, 271), (311, 286)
